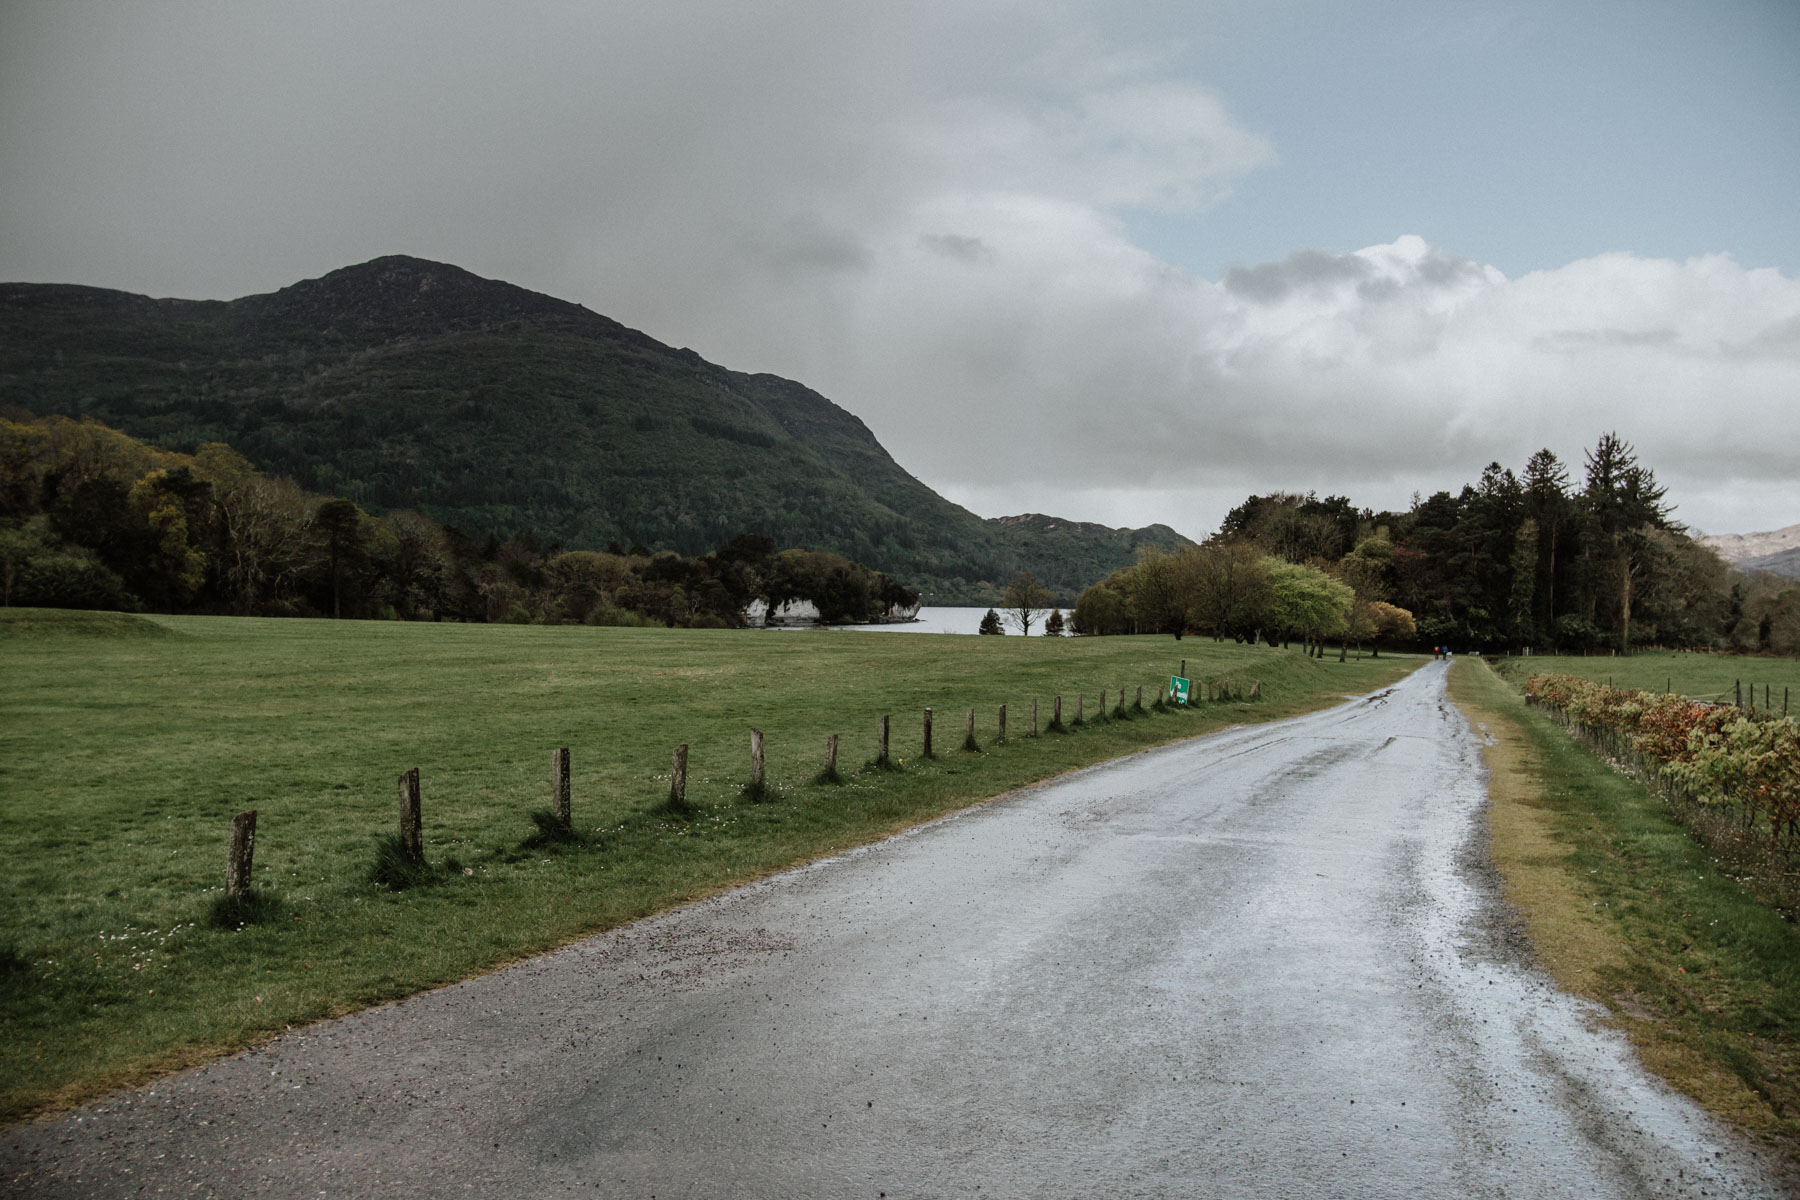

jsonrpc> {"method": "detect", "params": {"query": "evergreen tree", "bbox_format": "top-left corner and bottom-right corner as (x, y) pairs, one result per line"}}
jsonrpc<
(1581, 432), (1672, 653)
(1521, 448), (1570, 637)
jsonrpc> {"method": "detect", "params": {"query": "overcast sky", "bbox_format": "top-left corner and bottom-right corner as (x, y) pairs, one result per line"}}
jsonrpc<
(3, 0), (1797, 539)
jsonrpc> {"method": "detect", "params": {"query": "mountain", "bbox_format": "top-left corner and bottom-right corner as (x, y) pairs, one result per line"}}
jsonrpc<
(1699, 523), (1800, 582)
(0, 256), (1188, 601)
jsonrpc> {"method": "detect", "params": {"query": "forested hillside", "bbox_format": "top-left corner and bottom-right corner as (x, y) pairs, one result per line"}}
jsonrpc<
(0, 256), (1187, 601)
(0, 414), (916, 626)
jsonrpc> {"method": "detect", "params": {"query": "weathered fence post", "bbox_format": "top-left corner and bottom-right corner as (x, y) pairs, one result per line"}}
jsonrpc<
(1251, 681), (1262, 699)
(670, 744), (688, 809)
(879, 714), (891, 764)
(923, 707), (934, 757)
(965, 706), (976, 750)
(1031, 699), (1039, 737)
(1136, 685), (1143, 710)
(397, 768), (423, 865)
(750, 728), (765, 793)
(1736, 679), (1743, 709)
(227, 809), (257, 900)
(1053, 696), (1062, 728)
(552, 747), (571, 825)
(825, 733), (839, 778)
(998, 704), (1007, 742)
(1076, 693), (1084, 723)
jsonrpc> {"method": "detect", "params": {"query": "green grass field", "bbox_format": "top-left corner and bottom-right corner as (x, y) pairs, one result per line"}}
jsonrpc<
(1452, 660), (1800, 1162)
(0, 610), (1416, 1119)
(1490, 649), (1800, 713)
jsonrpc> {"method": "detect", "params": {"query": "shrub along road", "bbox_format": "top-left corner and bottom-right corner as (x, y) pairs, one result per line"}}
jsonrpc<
(3, 660), (1784, 1197)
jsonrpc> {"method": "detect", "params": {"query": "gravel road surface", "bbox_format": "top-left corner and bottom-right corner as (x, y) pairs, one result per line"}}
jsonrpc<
(3, 660), (1785, 1198)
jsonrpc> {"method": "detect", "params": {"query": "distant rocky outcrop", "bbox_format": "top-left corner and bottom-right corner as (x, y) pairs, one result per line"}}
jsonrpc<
(0, 256), (1190, 602)
(1699, 522), (1800, 582)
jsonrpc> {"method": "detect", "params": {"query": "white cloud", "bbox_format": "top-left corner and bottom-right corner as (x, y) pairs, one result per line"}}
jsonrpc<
(805, 226), (1800, 537)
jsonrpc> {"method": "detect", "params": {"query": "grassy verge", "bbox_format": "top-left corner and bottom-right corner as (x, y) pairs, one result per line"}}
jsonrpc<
(1, 611), (1417, 1121)
(1490, 649), (1800, 712)
(1448, 657), (1800, 1175)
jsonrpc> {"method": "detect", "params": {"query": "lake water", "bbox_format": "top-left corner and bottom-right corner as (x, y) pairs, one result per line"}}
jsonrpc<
(828, 606), (1033, 635)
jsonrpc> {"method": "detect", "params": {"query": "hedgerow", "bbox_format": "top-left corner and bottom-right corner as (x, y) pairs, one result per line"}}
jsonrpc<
(1523, 674), (1800, 875)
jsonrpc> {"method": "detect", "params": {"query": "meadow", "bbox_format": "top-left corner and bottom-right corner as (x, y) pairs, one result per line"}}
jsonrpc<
(1490, 649), (1800, 713)
(0, 609), (1415, 1119)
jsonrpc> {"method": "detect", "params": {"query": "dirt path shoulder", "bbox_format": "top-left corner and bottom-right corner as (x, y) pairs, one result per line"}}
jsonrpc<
(1448, 657), (1799, 1192)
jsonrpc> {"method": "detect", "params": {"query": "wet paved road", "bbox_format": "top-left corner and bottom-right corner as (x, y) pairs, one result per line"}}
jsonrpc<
(3, 661), (1785, 1198)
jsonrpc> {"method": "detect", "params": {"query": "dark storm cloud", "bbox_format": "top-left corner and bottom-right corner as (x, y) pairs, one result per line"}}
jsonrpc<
(1223, 250), (1372, 302)
(920, 234), (992, 263)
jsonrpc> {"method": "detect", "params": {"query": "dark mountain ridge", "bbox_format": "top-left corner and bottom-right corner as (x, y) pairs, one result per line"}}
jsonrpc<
(0, 256), (1188, 600)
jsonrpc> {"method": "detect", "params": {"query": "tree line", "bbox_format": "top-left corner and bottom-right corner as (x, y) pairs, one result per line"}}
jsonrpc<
(0, 415), (917, 626)
(1072, 433), (1798, 655)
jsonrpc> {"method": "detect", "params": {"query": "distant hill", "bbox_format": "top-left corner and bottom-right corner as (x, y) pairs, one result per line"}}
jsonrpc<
(0, 256), (1188, 601)
(1699, 523), (1800, 583)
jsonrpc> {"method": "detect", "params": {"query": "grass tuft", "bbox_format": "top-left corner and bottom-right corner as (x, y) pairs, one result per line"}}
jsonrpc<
(0, 944), (31, 990)
(368, 836), (433, 891)
(520, 809), (581, 848)
(204, 889), (285, 929)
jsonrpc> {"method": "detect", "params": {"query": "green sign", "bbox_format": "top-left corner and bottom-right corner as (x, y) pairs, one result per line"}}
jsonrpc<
(1170, 675), (1191, 705)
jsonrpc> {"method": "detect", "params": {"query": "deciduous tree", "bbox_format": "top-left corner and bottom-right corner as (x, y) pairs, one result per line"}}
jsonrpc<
(1003, 570), (1053, 636)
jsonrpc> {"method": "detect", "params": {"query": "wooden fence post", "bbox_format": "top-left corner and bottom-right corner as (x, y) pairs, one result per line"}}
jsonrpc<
(227, 809), (257, 900)
(1736, 679), (1743, 709)
(1053, 696), (1062, 727)
(998, 704), (1007, 741)
(923, 707), (933, 757)
(397, 768), (423, 865)
(826, 733), (839, 778)
(1076, 694), (1084, 723)
(965, 706), (976, 749)
(1098, 689), (1106, 719)
(670, 744), (688, 809)
(750, 728), (765, 791)
(1136, 685), (1143, 710)
(552, 747), (571, 825)
(1031, 698), (1039, 736)
(879, 714), (891, 764)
